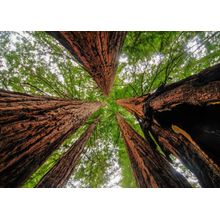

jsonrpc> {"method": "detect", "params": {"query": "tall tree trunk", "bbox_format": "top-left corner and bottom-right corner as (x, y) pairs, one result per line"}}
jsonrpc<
(0, 90), (102, 187)
(116, 63), (220, 187)
(116, 113), (191, 188)
(150, 122), (220, 187)
(36, 117), (100, 188)
(47, 31), (127, 96)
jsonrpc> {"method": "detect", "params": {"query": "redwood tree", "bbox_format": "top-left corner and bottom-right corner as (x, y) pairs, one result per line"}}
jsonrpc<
(117, 63), (220, 187)
(47, 31), (127, 96)
(36, 117), (100, 188)
(116, 113), (191, 188)
(0, 89), (102, 187)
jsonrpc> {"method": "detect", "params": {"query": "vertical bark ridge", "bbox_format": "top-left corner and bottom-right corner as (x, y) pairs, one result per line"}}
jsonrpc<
(0, 90), (102, 187)
(150, 122), (220, 187)
(116, 95), (148, 118)
(116, 113), (191, 188)
(36, 117), (100, 188)
(47, 31), (127, 96)
(116, 63), (220, 187)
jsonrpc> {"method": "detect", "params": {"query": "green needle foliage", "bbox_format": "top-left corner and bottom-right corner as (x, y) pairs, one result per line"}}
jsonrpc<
(0, 31), (220, 187)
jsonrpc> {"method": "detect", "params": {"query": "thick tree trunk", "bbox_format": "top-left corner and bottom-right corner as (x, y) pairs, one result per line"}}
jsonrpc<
(117, 63), (220, 187)
(150, 122), (220, 187)
(47, 31), (127, 96)
(36, 117), (100, 188)
(0, 90), (102, 187)
(116, 113), (191, 188)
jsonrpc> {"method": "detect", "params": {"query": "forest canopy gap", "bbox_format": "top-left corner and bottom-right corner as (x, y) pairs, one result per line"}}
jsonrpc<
(0, 31), (220, 188)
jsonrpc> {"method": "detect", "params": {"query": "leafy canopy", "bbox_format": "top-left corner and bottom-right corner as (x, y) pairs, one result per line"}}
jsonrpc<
(0, 31), (219, 187)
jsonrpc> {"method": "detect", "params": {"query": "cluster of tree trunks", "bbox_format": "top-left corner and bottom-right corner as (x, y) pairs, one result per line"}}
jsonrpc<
(116, 113), (191, 187)
(0, 90), (101, 187)
(47, 31), (127, 96)
(1, 32), (220, 188)
(117, 63), (220, 187)
(36, 117), (100, 188)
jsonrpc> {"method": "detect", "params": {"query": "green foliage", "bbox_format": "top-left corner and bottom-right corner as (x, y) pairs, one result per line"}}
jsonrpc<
(23, 122), (89, 188)
(1, 31), (220, 187)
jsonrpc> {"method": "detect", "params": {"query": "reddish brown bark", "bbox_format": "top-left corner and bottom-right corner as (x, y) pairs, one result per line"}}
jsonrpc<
(117, 64), (220, 115)
(0, 90), (102, 187)
(36, 117), (100, 188)
(116, 95), (148, 118)
(151, 122), (220, 187)
(116, 114), (191, 188)
(117, 63), (220, 187)
(148, 64), (220, 111)
(47, 31), (127, 96)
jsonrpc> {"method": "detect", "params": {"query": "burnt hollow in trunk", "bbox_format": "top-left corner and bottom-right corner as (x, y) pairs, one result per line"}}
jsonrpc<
(150, 122), (220, 187)
(116, 114), (191, 188)
(117, 63), (220, 187)
(154, 103), (220, 166)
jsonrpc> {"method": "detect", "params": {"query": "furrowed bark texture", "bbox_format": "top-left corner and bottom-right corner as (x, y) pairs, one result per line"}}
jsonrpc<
(116, 114), (191, 188)
(151, 123), (220, 187)
(116, 96), (148, 118)
(0, 90), (102, 187)
(47, 31), (127, 96)
(117, 63), (220, 187)
(36, 117), (100, 188)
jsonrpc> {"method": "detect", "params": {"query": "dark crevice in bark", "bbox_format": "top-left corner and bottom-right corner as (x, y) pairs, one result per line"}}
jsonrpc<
(116, 63), (220, 187)
(154, 103), (220, 166)
(150, 122), (220, 187)
(116, 114), (191, 188)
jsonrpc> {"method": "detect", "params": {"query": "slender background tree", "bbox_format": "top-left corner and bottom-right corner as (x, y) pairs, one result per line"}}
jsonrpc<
(117, 64), (220, 187)
(36, 117), (100, 188)
(0, 89), (101, 187)
(0, 31), (220, 187)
